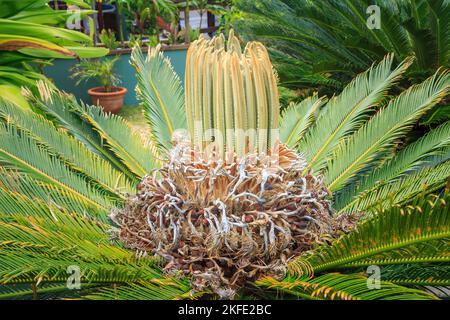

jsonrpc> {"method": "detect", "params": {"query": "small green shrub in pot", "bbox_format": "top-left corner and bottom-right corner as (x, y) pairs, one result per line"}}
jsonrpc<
(71, 56), (127, 114)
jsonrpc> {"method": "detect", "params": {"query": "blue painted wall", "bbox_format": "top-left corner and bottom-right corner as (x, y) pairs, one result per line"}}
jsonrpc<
(44, 49), (187, 106)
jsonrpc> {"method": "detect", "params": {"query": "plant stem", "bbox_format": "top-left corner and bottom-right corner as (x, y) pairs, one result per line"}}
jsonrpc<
(185, 0), (190, 43)
(117, 3), (125, 46)
(97, 1), (104, 32)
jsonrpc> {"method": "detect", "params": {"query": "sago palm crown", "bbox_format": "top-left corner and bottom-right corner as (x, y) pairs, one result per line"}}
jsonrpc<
(118, 31), (359, 297)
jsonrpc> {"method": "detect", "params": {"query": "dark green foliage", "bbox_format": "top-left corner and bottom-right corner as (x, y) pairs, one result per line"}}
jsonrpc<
(233, 0), (450, 96)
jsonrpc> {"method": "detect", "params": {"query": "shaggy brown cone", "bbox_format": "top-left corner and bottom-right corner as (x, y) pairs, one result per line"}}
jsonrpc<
(112, 142), (359, 298)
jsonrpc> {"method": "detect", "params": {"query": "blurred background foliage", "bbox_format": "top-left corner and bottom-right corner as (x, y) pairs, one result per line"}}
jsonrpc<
(0, 0), (107, 108)
(232, 0), (449, 110)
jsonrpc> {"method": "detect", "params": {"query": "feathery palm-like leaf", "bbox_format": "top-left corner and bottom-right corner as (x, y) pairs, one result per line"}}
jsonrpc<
(131, 45), (186, 152)
(298, 55), (412, 173)
(0, 169), (103, 217)
(279, 94), (326, 148)
(0, 283), (101, 300)
(0, 124), (113, 213)
(26, 85), (140, 182)
(84, 280), (194, 300)
(0, 100), (135, 199)
(79, 104), (156, 178)
(28, 84), (156, 180)
(335, 120), (450, 211)
(340, 161), (450, 213)
(324, 70), (450, 192)
(0, 191), (190, 299)
(381, 264), (450, 286)
(256, 273), (437, 300)
(289, 194), (450, 277)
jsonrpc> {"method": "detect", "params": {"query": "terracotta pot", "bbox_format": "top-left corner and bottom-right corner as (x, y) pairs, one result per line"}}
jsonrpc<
(87, 87), (127, 114)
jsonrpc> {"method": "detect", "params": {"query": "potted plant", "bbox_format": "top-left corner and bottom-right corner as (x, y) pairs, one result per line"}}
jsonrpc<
(71, 56), (126, 114)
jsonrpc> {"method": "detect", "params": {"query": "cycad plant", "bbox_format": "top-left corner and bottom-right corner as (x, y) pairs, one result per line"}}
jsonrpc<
(0, 30), (449, 300)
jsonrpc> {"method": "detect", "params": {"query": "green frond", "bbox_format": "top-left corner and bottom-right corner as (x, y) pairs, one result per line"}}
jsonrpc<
(0, 282), (110, 300)
(340, 160), (450, 213)
(0, 124), (114, 213)
(335, 120), (450, 211)
(0, 169), (104, 216)
(0, 195), (184, 299)
(289, 194), (450, 277)
(298, 55), (413, 173)
(0, 250), (162, 287)
(0, 187), (78, 221)
(75, 103), (157, 179)
(381, 264), (450, 286)
(256, 273), (437, 300)
(27, 86), (140, 182)
(83, 279), (193, 300)
(131, 45), (186, 152)
(0, 100), (136, 198)
(0, 192), (110, 247)
(0, 283), (66, 300)
(279, 94), (326, 148)
(325, 70), (450, 192)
